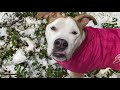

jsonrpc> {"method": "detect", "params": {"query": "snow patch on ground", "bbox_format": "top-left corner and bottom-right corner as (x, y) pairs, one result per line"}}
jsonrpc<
(20, 28), (36, 38)
(87, 12), (120, 28)
(20, 37), (35, 52)
(25, 17), (42, 25)
(37, 58), (48, 67)
(0, 27), (7, 37)
(48, 59), (56, 65)
(12, 49), (26, 64)
(0, 41), (5, 46)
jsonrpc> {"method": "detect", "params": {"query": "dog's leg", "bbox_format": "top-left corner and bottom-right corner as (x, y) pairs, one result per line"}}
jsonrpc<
(67, 70), (84, 78)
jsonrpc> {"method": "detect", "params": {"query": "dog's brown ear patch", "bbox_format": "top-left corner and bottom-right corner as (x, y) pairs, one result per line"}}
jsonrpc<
(36, 12), (50, 19)
(36, 12), (63, 23)
(75, 14), (97, 29)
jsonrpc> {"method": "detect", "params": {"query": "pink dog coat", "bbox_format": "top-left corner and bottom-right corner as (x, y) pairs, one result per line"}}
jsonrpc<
(55, 26), (120, 73)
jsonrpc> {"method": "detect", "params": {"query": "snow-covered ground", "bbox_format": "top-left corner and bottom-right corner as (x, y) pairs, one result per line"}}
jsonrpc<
(0, 12), (120, 78)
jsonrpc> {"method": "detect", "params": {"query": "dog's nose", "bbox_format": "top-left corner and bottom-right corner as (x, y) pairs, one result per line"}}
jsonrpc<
(54, 39), (68, 50)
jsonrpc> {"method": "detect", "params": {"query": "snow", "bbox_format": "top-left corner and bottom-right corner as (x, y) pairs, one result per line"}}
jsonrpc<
(41, 58), (48, 66)
(0, 27), (8, 43)
(18, 17), (42, 38)
(0, 12), (5, 22)
(37, 58), (48, 67)
(35, 48), (40, 52)
(25, 17), (42, 30)
(20, 37), (35, 52)
(97, 68), (111, 75)
(48, 59), (56, 65)
(6, 65), (16, 74)
(87, 12), (120, 28)
(0, 27), (7, 37)
(12, 49), (27, 64)
(42, 19), (47, 24)
(109, 74), (118, 78)
(0, 41), (5, 46)
(40, 37), (45, 44)
(96, 68), (111, 78)
(20, 28), (36, 38)
(25, 17), (41, 25)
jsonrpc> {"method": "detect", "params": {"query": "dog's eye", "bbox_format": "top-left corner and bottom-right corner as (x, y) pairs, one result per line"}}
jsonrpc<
(72, 31), (78, 35)
(50, 26), (57, 31)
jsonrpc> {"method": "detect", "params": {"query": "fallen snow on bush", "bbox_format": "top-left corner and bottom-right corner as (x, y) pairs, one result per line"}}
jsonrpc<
(12, 49), (27, 64)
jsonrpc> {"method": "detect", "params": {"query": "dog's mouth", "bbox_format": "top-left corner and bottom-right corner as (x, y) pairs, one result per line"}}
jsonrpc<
(53, 52), (65, 57)
(51, 51), (67, 61)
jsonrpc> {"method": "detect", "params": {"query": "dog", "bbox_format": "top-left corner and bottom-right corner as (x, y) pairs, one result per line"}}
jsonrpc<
(36, 12), (120, 78)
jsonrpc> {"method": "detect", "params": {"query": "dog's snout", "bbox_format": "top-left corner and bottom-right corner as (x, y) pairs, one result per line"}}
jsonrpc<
(54, 39), (68, 50)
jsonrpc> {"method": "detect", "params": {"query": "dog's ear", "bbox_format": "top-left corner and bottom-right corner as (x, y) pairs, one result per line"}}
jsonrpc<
(36, 12), (51, 19)
(75, 14), (97, 29)
(36, 12), (63, 23)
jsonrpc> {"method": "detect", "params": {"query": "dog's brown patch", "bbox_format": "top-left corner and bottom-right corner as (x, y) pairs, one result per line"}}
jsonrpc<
(74, 19), (84, 37)
(36, 12), (64, 23)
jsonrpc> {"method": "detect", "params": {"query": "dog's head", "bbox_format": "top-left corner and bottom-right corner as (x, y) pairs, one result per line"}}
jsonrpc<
(36, 12), (97, 61)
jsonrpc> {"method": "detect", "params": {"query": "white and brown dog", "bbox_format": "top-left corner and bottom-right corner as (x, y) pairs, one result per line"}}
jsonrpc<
(36, 12), (120, 78)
